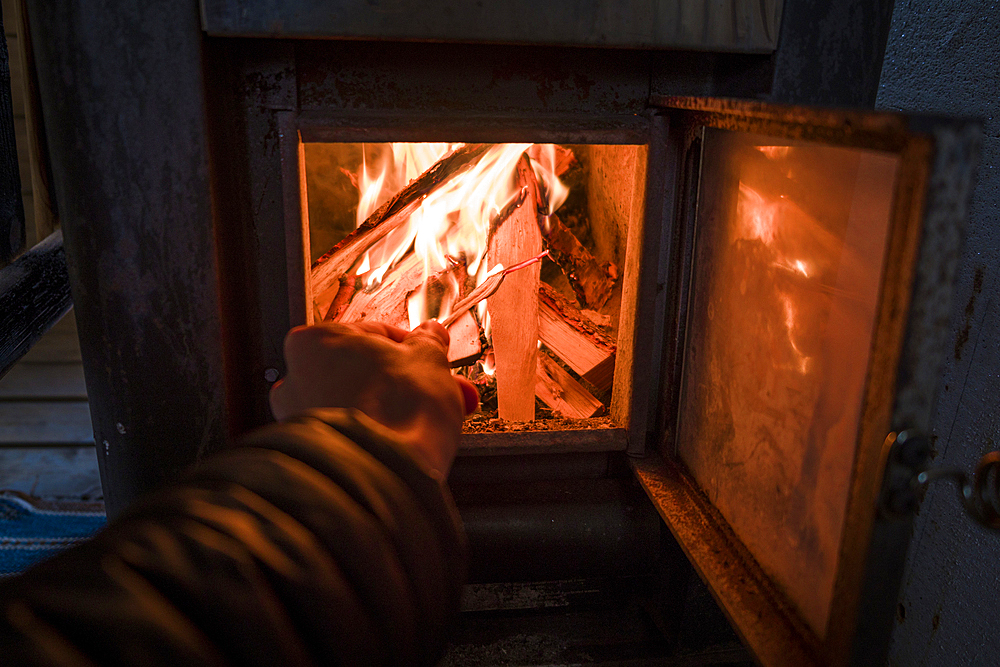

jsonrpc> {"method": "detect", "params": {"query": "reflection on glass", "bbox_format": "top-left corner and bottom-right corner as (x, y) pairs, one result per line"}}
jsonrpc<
(676, 129), (899, 637)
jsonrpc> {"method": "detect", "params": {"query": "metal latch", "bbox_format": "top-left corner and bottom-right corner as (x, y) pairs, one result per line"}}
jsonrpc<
(879, 430), (1000, 530)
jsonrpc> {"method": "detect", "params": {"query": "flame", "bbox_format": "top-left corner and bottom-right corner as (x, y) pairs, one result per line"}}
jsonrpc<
(756, 145), (791, 160)
(735, 180), (815, 374)
(349, 143), (569, 331)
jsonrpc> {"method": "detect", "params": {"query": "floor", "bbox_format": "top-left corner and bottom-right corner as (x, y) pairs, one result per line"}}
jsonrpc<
(0, 310), (103, 500)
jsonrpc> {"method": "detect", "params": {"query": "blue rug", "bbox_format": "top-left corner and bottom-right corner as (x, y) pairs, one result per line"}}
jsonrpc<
(0, 492), (106, 577)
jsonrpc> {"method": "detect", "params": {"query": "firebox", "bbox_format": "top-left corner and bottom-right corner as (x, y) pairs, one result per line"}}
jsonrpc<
(28, 2), (981, 665)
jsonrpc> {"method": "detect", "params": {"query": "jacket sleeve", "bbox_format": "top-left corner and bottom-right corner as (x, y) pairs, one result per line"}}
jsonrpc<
(0, 409), (468, 667)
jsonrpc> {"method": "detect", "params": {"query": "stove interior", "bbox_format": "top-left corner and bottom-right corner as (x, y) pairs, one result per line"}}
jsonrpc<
(302, 142), (647, 428)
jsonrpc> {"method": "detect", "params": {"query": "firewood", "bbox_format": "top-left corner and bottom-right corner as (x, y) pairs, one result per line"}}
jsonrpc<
(526, 144), (576, 177)
(311, 143), (491, 306)
(517, 156), (615, 310)
(535, 352), (604, 419)
(540, 213), (615, 310)
(446, 310), (482, 366)
(537, 283), (616, 393)
(337, 252), (423, 330)
(487, 154), (542, 421)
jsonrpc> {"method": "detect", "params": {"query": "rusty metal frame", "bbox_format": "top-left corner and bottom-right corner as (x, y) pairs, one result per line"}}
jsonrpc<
(640, 96), (981, 666)
(282, 110), (660, 457)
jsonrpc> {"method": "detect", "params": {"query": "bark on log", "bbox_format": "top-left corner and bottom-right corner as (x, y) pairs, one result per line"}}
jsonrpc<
(311, 143), (491, 305)
(535, 352), (604, 419)
(538, 283), (616, 393)
(487, 154), (541, 422)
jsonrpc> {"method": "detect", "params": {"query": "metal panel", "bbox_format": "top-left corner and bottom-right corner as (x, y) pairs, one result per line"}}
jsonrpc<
(24, 0), (228, 517)
(200, 0), (782, 53)
(641, 96), (981, 667)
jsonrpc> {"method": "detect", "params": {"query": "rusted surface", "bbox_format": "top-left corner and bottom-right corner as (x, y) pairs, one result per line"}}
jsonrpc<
(296, 41), (649, 118)
(632, 454), (820, 667)
(674, 129), (899, 636)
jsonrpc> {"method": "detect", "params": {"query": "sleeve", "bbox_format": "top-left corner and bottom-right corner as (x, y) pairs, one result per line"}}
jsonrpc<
(0, 408), (468, 667)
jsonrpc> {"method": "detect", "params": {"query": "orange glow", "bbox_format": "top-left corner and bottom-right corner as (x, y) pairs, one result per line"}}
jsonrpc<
(349, 143), (569, 330)
(735, 180), (816, 374)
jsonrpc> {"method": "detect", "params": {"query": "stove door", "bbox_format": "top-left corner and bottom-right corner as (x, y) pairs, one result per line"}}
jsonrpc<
(635, 97), (981, 667)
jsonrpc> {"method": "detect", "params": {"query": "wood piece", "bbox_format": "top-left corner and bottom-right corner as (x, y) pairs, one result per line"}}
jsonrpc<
(446, 310), (481, 365)
(0, 401), (94, 445)
(541, 213), (615, 309)
(535, 352), (604, 419)
(0, 230), (72, 378)
(311, 143), (490, 298)
(0, 362), (87, 399)
(337, 251), (423, 329)
(538, 283), (616, 392)
(487, 154), (541, 421)
(518, 152), (615, 309)
(0, 5), (25, 264)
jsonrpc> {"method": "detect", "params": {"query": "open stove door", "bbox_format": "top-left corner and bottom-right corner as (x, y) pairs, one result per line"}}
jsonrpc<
(634, 97), (981, 667)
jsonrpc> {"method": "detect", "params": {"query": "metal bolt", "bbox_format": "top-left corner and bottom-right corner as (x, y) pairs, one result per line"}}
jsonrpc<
(264, 368), (280, 383)
(116, 422), (126, 434)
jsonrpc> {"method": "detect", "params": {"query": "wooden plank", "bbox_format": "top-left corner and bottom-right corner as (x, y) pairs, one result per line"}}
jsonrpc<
(0, 231), (72, 375)
(538, 283), (616, 392)
(459, 426), (627, 456)
(0, 362), (87, 399)
(0, 4), (26, 264)
(0, 446), (102, 499)
(535, 353), (603, 419)
(487, 154), (541, 421)
(0, 401), (94, 445)
(16, 306), (80, 364)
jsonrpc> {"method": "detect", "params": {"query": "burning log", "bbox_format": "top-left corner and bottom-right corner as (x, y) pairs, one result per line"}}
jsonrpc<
(535, 352), (604, 419)
(487, 155), (542, 421)
(519, 154), (616, 310)
(538, 283), (616, 393)
(540, 213), (616, 309)
(311, 143), (491, 316)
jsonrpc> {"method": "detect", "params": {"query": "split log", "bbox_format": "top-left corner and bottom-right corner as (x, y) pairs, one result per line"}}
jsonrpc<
(540, 213), (615, 309)
(487, 154), (542, 421)
(337, 251), (423, 330)
(538, 283), (616, 393)
(311, 143), (491, 312)
(535, 352), (604, 419)
(446, 310), (482, 366)
(518, 157), (615, 310)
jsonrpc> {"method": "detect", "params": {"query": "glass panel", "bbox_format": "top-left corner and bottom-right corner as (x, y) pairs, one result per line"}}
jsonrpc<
(676, 128), (900, 636)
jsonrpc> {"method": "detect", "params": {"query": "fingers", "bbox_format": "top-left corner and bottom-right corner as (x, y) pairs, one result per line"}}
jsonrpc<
(404, 320), (450, 353)
(454, 376), (479, 415)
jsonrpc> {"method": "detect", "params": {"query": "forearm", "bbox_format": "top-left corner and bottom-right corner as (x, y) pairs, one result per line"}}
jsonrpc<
(0, 409), (467, 667)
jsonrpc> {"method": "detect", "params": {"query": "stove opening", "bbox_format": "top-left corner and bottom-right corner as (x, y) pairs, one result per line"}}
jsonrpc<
(303, 143), (646, 428)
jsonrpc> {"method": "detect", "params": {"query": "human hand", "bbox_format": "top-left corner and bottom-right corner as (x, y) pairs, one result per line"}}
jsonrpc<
(269, 320), (478, 476)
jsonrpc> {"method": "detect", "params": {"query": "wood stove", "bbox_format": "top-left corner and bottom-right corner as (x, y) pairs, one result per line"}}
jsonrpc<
(23, 1), (981, 664)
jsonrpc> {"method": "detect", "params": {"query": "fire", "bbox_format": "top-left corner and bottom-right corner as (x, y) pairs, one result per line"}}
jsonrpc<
(350, 143), (569, 330)
(736, 178), (816, 374)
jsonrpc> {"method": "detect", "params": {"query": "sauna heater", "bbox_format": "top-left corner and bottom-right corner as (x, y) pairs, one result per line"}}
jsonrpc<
(26, 2), (980, 665)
